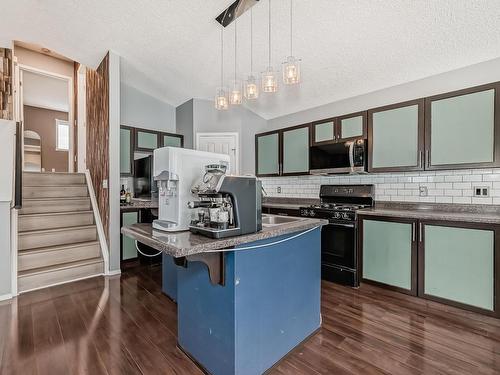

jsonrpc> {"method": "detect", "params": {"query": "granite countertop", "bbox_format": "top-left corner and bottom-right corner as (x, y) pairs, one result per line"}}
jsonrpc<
(121, 216), (327, 258)
(120, 198), (158, 211)
(358, 202), (500, 225)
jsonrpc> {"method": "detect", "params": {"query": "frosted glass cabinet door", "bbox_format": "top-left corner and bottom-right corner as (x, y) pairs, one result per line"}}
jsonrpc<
(339, 114), (365, 140)
(163, 135), (182, 148)
(362, 219), (415, 292)
(122, 212), (138, 260)
(120, 127), (133, 175)
(313, 121), (335, 143)
(136, 130), (158, 150)
(256, 132), (280, 176)
(423, 224), (495, 311)
(427, 88), (496, 168)
(369, 100), (423, 172)
(282, 126), (310, 174)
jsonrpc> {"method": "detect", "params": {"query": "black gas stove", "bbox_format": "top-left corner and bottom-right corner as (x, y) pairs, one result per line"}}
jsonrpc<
(300, 185), (374, 287)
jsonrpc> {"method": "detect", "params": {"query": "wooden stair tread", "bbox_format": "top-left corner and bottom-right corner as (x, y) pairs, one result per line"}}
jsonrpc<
(23, 172), (85, 176)
(19, 210), (93, 218)
(18, 224), (96, 236)
(18, 258), (103, 277)
(18, 240), (100, 255)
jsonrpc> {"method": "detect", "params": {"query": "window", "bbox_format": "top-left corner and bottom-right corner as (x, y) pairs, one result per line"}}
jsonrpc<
(56, 119), (70, 151)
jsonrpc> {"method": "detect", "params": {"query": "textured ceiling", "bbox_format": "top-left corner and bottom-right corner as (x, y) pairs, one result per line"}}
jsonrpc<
(2, 0), (500, 119)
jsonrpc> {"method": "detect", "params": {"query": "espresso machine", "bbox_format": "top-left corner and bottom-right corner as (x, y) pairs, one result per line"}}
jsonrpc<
(152, 147), (230, 232)
(188, 165), (262, 239)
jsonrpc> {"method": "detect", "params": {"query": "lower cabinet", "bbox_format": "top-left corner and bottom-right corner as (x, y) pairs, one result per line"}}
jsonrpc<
(359, 215), (499, 316)
(420, 221), (496, 314)
(121, 211), (138, 261)
(360, 217), (417, 295)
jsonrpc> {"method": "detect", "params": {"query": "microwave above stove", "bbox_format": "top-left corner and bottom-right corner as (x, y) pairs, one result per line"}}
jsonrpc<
(309, 138), (367, 175)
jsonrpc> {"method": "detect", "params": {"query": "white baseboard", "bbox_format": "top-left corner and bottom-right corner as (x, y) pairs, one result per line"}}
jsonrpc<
(106, 269), (121, 276)
(0, 293), (13, 302)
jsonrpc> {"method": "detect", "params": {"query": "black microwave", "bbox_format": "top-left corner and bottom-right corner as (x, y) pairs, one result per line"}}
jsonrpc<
(309, 139), (367, 174)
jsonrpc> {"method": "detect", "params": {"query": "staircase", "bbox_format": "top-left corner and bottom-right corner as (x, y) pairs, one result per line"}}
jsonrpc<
(18, 172), (104, 292)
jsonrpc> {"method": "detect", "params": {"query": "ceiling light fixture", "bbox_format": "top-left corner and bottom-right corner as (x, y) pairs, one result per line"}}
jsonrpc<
(215, 27), (229, 110)
(230, 20), (243, 105)
(244, 8), (259, 100)
(283, 0), (301, 85)
(261, 0), (278, 93)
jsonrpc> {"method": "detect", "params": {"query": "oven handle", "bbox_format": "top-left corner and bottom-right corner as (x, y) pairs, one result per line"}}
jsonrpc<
(326, 222), (355, 228)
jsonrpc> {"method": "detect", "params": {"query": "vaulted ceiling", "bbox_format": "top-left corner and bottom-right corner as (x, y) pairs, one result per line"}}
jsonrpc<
(3, 0), (500, 119)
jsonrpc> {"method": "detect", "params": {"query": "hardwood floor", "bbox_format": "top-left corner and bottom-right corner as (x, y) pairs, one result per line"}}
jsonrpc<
(1, 264), (500, 375)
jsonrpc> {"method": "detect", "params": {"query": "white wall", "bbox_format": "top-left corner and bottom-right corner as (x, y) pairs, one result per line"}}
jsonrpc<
(109, 52), (121, 273)
(121, 82), (176, 132)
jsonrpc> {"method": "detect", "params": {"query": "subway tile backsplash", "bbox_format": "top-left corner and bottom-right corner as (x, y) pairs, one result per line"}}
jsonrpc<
(260, 169), (500, 205)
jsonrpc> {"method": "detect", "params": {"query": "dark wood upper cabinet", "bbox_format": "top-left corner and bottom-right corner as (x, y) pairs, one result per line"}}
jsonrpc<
(135, 128), (160, 152)
(368, 99), (425, 173)
(311, 111), (367, 146)
(120, 125), (134, 177)
(424, 82), (500, 170)
(255, 124), (310, 177)
(160, 132), (184, 148)
(337, 111), (367, 142)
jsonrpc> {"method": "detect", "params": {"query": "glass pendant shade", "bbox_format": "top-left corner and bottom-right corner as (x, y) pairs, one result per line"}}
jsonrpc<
(261, 67), (278, 93)
(283, 56), (301, 84)
(215, 87), (229, 110)
(244, 75), (259, 100)
(229, 80), (243, 105)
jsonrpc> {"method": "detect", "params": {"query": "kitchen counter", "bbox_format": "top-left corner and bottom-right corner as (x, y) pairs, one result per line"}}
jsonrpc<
(121, 215), (327, 257)
(358, 202), (500, 225)
(122, 215), (326, 375)
(120, 198), (158, 211)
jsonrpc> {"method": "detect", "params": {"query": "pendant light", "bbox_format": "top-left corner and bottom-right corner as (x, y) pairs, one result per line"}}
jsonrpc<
(283, 0), (301, 84)
(215, 27), (229, 110)
(229, 20), (243, 105)
(244, 8), (259, 100)
(261, 0), (278, 93)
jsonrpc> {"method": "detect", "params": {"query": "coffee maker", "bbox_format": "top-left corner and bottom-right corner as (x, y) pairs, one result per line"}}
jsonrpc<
(188, 165), (262, 239)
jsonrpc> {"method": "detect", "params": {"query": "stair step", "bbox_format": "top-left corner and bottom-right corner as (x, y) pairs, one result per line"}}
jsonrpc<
(23, 172), (86, 186)
(19, 225), (97, 250)
(18, 258), (103, 293)
(18, 241), (101, 272)
(19, 211), (94, 232)
(23, 185), (89, 199)
(20, 197), (92, 214)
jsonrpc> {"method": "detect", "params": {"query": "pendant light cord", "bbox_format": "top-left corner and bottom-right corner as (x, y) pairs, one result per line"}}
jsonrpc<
(290, 0), (293, 56)
(250, 8), (253, 73)
(220, 26), (224, 87)
(268, 0), (272, 66)
(234, 20), (237, 81)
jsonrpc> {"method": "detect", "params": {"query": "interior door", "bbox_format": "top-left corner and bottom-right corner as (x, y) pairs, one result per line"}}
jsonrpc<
(196, 132), (239, 175)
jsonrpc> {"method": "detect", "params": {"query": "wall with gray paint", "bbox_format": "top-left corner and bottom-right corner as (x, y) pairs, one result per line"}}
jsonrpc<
(191, 99), (267, 174)
(121, 83), (176, 132)
(176, 99), (194, 149)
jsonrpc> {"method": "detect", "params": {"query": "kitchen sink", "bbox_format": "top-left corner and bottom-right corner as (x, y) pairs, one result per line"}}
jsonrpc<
(261, 215), (303, 226)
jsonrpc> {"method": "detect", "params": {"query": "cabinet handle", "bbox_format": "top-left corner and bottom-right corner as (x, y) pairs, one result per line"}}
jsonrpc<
(419, 150), (423, 169)
(419, 222), (423, 242)
(425, 150), (430, 168)
(412, 223), (416, 242)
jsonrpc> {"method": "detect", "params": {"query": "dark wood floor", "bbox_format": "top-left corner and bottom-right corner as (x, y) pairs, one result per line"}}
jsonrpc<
(1, 264), (500, 375)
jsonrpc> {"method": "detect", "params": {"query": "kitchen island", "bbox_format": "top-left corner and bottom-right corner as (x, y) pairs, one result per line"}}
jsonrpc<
(122, 215), (327, 375)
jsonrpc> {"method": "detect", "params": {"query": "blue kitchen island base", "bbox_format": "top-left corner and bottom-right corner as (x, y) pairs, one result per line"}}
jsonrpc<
(164, 228), (321, 375)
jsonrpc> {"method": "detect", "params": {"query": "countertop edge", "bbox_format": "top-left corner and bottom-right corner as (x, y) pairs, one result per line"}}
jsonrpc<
(121, 218), (328, 258)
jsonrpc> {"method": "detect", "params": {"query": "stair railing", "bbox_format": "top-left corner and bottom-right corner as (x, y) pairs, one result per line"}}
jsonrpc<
(14, 121), (22, 209)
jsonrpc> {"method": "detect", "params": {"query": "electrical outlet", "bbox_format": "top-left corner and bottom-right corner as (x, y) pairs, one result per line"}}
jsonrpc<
(473, 186), (489, 197)
(102, 179), (108, 189)
(277, 186), (281, 194)
(419, 186), (428, 197)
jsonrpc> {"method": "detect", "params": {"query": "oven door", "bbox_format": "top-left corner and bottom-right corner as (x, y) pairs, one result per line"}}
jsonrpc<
(321, 222), (356, 270)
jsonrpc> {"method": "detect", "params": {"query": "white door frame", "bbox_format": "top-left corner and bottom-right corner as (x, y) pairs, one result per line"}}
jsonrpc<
(196, 132), (240, 175)
(19, 64), (74, 172)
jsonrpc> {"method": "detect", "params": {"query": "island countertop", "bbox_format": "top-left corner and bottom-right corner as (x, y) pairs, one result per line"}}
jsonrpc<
(121, 216), (327, 258)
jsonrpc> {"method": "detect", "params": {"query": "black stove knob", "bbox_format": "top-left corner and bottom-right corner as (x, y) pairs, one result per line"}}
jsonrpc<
(342, 212), (350, 220)
(333, 212), (341, 219)
(309, 210), (316, 217)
